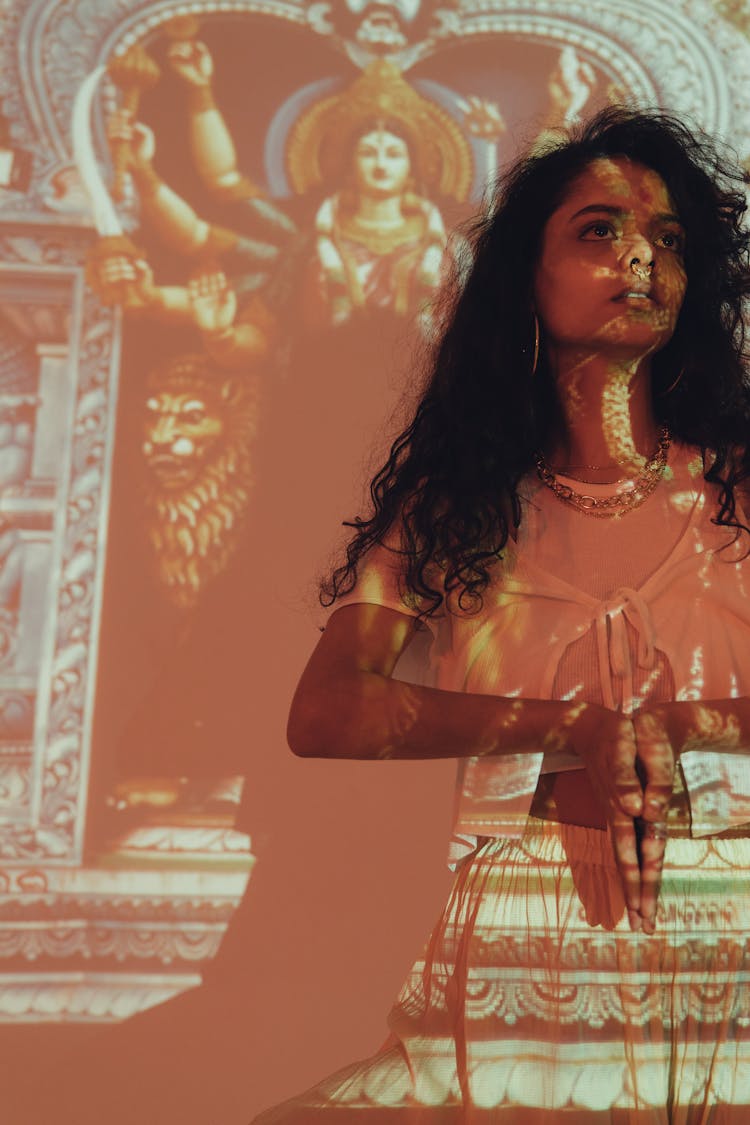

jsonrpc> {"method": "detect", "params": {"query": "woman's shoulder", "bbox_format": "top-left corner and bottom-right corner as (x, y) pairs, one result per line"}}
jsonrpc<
(731, 446), (750, 510)
(679, 440), (750, 512)
(667, 439), (706, 482)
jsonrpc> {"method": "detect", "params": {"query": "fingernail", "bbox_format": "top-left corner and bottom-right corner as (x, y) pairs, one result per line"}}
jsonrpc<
(628, 910), (641, 932)
(642, 919), (655, 935)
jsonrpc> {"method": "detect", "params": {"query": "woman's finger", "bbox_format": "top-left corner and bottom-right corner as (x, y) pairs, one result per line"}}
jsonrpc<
(610, 720), (643, 817)
(635, 818), (668, 933)
(609, 807), (641, 929)
(633, 710), (674, 822)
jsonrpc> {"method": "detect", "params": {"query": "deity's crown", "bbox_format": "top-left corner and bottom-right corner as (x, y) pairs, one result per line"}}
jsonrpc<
(286, 60), (472, 201)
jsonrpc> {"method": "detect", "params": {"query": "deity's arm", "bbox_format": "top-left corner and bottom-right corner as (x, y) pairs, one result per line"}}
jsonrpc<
(107, 114), (218, 256)
(131, 160), (216, 256)
(202, 320), (271, 369)
(189, 271), (275, 370)
(167, 39), (261, 201)
(185, 84), (258, 199)
(458, 95), (505, 187)
(130, 147), (285, 269)
(536, 47), (596, 145)
(86, 239), (195, 320)
(145, 284), (192, 318)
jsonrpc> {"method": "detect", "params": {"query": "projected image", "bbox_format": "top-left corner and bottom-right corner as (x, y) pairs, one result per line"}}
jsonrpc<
(69, 0), (679, 1072)
(139, 354), (257, 610)
(0, 310), (71, 827)
(5, 0), (750, 1120)
(251, 107), (750, 1121)
(88, 20), (618, 348)
(82, 13), (479, 832)
(88, 37), (475, 339)
(85, 14), (617, 838)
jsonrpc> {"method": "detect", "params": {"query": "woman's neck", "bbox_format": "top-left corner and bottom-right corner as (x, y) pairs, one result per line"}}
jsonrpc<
(546, 353), (660, 483)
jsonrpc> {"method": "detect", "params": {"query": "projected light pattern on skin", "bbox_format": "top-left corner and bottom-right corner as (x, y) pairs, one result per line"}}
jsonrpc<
(258, 113), (750, 1122)
(536, 158), (687, 480)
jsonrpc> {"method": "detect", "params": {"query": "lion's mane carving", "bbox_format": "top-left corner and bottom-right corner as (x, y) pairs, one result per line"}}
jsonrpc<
(142, 353), (258, 608)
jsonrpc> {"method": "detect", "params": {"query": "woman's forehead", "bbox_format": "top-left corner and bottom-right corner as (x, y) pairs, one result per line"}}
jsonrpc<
(559, 156), (676, 214)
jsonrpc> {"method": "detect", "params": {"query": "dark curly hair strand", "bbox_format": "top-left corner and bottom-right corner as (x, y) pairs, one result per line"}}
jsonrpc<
(322, 106), (750, 618)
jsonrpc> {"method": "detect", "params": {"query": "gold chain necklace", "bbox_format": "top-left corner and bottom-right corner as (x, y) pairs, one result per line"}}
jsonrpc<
(535, 428), (671, 518)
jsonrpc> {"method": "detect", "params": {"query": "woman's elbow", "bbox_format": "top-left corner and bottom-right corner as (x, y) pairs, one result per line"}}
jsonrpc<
(287, 689), (347, 758)
(287, 697), (323, 757)
(286, 680), (378, 759)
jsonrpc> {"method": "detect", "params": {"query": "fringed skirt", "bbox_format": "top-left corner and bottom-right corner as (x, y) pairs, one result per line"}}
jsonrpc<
(253, 818), (750, 1123)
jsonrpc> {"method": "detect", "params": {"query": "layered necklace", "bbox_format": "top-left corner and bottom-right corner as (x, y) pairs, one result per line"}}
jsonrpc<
(535, 427), (671, 518)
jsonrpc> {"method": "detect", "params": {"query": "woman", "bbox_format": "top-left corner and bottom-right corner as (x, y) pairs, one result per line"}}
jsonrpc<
(255, 107), (750, 1120)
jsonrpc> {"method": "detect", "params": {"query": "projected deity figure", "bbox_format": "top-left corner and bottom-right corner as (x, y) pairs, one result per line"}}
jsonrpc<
(88, 128), (285, 372)
(163, 30), (478, 330)
(271, 58), (474, 333)
(89, 18), (597, 362)
(93, 48), (479, 354)
(82, 23), (600, 624)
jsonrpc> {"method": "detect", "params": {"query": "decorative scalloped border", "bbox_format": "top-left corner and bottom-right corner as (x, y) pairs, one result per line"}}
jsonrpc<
(0, 970), (202, 1021)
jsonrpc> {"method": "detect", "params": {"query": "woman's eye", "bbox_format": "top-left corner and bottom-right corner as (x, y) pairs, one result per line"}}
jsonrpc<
(657, 230), (685, 252)
(581, 221), (614, 239)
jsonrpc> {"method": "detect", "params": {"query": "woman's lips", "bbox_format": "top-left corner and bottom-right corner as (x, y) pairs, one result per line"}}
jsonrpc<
(613, 288), (655, 303)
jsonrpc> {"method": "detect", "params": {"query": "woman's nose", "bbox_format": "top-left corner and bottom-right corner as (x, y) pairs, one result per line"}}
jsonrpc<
(618, 232), (655, 271)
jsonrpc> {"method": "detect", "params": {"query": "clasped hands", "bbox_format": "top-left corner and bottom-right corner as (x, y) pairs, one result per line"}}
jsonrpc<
(560, 701), (686, 935)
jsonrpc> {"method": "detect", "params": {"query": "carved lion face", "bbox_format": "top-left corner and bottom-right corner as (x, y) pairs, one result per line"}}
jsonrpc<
(142, 390), (225, 489)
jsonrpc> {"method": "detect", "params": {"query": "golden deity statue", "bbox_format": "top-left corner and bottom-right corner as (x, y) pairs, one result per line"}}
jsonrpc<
(88, 28), (489, 357)
(283, 59), (472, 327)
(87, 20), (592, 355)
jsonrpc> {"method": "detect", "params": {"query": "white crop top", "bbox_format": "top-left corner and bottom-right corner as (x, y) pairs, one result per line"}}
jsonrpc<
(331, 443), (750, 865)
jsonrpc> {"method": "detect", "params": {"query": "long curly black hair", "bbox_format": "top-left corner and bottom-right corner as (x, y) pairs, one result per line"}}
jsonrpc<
(322, 106), (750, 618)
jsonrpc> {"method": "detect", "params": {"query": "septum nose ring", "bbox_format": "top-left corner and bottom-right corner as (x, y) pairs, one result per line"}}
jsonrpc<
(630, 257), (654, 280)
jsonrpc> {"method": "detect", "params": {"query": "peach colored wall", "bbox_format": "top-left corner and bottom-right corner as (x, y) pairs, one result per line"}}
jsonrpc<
(1, 2), (749, 1121)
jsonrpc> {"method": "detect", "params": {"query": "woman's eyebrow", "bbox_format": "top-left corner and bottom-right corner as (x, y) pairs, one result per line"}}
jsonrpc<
(568, 203), (684, 226)
(568, 203), (623, 222)
(655, 211), (685, 227)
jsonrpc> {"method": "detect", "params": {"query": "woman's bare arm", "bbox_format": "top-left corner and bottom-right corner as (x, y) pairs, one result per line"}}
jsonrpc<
(289, 603), (626, 766)
(636, 697), (750, 758)
(292, 603), (679, 932)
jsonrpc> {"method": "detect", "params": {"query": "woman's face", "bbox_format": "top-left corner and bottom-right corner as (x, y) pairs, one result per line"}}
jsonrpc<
(533, 157), (688, 363)
(353, 129), (411, 198)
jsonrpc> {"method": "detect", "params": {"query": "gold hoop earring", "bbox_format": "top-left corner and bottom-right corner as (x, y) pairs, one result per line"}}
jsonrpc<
(531, 313), (540, 376)
(661, 367), (685, 395)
